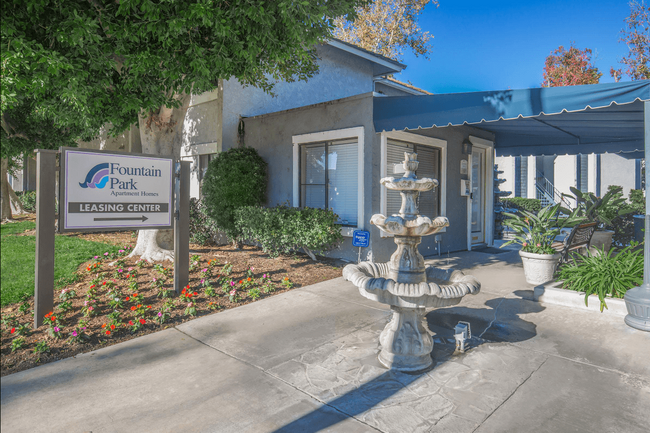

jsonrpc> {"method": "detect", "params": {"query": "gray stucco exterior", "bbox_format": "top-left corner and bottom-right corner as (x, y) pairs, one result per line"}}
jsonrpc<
(243, 93), (495, 262)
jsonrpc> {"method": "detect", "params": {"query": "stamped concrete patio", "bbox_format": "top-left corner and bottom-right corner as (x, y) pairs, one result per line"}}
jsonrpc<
(2, 248), (649, 433)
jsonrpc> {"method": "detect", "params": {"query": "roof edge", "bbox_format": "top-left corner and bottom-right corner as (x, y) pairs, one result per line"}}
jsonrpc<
(326, 39), (405, 76)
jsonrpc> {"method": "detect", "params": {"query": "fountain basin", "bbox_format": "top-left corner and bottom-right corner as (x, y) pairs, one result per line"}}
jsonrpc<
(343, 262), (480, 309)
(370, 214), (449, 237)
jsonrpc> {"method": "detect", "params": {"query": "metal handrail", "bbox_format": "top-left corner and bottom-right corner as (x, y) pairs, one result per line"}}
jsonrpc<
(535, 171), (573, 209)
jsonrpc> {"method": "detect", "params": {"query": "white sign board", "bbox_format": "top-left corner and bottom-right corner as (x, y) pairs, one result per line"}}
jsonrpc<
(60, 148), (174, 231)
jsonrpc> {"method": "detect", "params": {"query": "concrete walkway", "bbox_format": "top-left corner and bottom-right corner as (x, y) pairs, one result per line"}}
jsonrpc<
(2, 249), (649, 433)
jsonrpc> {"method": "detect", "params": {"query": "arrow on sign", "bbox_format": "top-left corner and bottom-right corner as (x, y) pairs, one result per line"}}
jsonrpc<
(93, 215), (149, 222)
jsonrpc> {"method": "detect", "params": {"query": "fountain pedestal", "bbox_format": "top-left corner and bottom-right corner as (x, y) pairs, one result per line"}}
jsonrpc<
(343, 152), (481, 371)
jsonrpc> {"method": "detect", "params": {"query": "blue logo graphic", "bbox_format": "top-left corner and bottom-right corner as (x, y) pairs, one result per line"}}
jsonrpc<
(79, 163), (110, 189)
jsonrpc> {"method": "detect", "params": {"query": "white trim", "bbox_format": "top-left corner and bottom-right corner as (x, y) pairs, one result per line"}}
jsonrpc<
(292, 126), (365, 236)
(374, 78), (428, 95)
(380, 131), (447, 238)
(468, 136), (495, 249)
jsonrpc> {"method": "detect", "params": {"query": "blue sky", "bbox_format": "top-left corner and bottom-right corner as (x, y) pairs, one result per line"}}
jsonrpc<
(393, 0), (634, 93)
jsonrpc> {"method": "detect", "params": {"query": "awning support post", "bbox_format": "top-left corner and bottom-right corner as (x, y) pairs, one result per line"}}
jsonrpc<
(624, 99), (650, 331)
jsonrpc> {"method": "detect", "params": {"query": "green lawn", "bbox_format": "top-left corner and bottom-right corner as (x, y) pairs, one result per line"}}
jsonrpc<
(1, 221), (120, 306)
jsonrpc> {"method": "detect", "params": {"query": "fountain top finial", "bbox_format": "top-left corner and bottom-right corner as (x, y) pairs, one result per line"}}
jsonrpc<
(403, 152), (419, 178)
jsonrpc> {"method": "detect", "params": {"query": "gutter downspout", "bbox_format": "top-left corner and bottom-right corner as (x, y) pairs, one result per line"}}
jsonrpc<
(624, 99), (650, 331)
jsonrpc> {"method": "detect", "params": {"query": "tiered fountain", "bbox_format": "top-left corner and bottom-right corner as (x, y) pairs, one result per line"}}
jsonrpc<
(343, 152), (481, 372)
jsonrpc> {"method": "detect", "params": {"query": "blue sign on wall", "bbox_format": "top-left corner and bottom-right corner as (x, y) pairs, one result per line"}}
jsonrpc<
(352, 230), (370, 248)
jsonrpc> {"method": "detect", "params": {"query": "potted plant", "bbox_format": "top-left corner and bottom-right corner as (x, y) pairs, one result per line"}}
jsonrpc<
(501, 203), (583, 285)
(564, 187), (634, 254)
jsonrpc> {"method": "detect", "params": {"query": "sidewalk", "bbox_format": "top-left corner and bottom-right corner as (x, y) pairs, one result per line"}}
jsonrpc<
(2, 249), (649, 433)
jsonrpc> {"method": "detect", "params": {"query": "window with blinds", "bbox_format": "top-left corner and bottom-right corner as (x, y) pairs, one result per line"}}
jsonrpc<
(300, 138), (358, 226)
(386, 139), (440, 218)
(577, 154), (589, 193)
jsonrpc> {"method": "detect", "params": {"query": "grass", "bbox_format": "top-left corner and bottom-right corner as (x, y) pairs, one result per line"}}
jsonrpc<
(1, 221), (121, 306)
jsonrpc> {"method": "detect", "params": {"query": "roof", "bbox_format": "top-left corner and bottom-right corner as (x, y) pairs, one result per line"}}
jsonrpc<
(373, 81), (650, 157)
(376, 76), (432, 95)
(326, 38), (406, 77)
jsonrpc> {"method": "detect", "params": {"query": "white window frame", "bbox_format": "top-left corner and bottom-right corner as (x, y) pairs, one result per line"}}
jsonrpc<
(293, 126), (365, 237)
(380, 131), (447, 237)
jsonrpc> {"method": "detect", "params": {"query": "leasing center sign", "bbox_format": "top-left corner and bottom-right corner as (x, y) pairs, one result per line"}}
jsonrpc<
(61, 148), (173, 231)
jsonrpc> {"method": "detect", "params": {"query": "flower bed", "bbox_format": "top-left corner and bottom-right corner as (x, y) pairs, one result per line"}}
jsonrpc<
(1, 240), (343, 376)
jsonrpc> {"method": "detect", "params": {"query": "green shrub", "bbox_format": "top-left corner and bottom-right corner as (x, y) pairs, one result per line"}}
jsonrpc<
(202, 148), (267, 243)
(556, 244), (643, 312)
(16, 191), (36, 212)
(189, 198), (220, 245)
(500, 197), (541, 214)
(235, 205), (343, 260)
(601, 187), (645, 247)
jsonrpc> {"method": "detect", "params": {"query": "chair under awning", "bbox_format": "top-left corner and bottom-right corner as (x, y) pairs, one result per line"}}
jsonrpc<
(374, 80), (649, 158)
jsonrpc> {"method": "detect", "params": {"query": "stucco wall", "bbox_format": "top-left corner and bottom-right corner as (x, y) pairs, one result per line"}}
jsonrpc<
(222, 44), (375, 152)
(240, 94), (375, 262)
(495, 156), (515, 197)
(600, 153), (637, 198)
(554, 155), (577, 207)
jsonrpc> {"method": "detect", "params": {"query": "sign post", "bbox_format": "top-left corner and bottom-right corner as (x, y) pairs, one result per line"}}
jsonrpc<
(352, 230), (370, 263)
(34, 149), (57, 328)
(174, 161), (190, 294)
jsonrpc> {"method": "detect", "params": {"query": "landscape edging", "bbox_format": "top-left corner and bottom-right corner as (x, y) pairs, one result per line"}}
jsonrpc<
(533, 281), (628, 316)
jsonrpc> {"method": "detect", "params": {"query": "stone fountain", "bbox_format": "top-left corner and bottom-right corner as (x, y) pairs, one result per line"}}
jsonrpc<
(343, 152), (481, 372)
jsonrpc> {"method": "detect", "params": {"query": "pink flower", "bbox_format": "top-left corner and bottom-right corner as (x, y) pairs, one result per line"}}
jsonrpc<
(187, 303), (192, 307)
(263, 274), (267, 278)
(104, 252), (109, 256)
(201, 279), (205, 284)
(128, 267), (133, 271)
(230, 281), (235, 286)
(230, 289), (236, 296)
(522, 242), (528, 247)
(118, 269), (123, 273)
(54, 326), (60, 332)
(536, 243), (541, 247)
(84, 300), (89, 306)
(201, 268), (208, 273)
(119, 249), (125, 253)
(157, 312), (162, 317)
(94, 256), (98, 259)
(88, 306), (94, 311)
(72, 331), (78, 337)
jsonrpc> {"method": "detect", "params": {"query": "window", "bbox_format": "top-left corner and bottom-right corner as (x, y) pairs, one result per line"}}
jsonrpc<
(293, 127), (364, 233)
(300, 138), (358, 226)
(515, 156), (528, 198)
(386, 139), (440, 218)
(380, 131), (447, 237)
(198, 153), (216, 182)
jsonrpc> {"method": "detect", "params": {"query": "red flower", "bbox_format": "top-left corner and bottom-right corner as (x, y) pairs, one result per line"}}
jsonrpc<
(130, 306), (136, 311)
(147, 305), (152, 309)
(106, 330), (111, 335)
(181, 288), (186, 294)
(125, 296), (130, 301)
(50, 316), (56, 321)
(139, 319), (146, 325)
(239, 280), (243, 284)
(128, 320), (134, 326)
(247, 277), (251, 282)
(102, 281), (106, 285)
(193, 292), (197, 296)
(133, 293), (138, 297)
(137, 304), (142, 308)
(90, 285), (95, 289)
(110, 324), (116, 330)
(10, 328), (15, 334)
(102, 324), (107, 328)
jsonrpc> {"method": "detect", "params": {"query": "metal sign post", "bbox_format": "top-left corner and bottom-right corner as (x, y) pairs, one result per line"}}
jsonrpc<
(34, 149), (57, 328)
(174, 161), (190, 294)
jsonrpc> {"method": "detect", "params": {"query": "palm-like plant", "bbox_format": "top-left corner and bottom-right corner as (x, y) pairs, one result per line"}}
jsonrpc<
(501, 203), (584, 254)
(564, 187), (633, 228)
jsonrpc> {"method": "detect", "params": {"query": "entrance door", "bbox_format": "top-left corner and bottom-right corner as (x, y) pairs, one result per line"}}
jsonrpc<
(470, 147), (487, 245)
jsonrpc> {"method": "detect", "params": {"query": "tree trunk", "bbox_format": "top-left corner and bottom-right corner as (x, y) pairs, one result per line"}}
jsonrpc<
(128, 93), (192, 263)
(1, 158), (13, 221)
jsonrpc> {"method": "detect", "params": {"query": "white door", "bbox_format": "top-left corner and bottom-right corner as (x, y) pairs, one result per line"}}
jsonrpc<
(470, 147), (487, 245)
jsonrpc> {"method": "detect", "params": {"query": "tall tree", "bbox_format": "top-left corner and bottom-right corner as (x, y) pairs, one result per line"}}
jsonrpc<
(2, 0), (363, 261)
(333, 0), (438, 61)
(542, 44), (602, 87)
(611, 1), (650, 81)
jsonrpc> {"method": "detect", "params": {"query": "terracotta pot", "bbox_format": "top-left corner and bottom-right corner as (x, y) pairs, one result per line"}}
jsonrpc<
(519, 250), (561, 285)
(589, 229), (614, 256)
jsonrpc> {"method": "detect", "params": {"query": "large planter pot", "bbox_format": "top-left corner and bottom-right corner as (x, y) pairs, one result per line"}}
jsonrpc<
(589, 229), (614, 256)
(519, 250), (561, 286)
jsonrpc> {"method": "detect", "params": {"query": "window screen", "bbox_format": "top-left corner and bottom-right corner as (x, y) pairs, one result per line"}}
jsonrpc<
(386, 139), (440, 218)
(300, 138), (358, 226)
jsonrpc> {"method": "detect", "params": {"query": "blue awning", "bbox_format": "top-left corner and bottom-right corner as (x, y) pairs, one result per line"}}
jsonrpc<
(373, 81), (650, 157)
